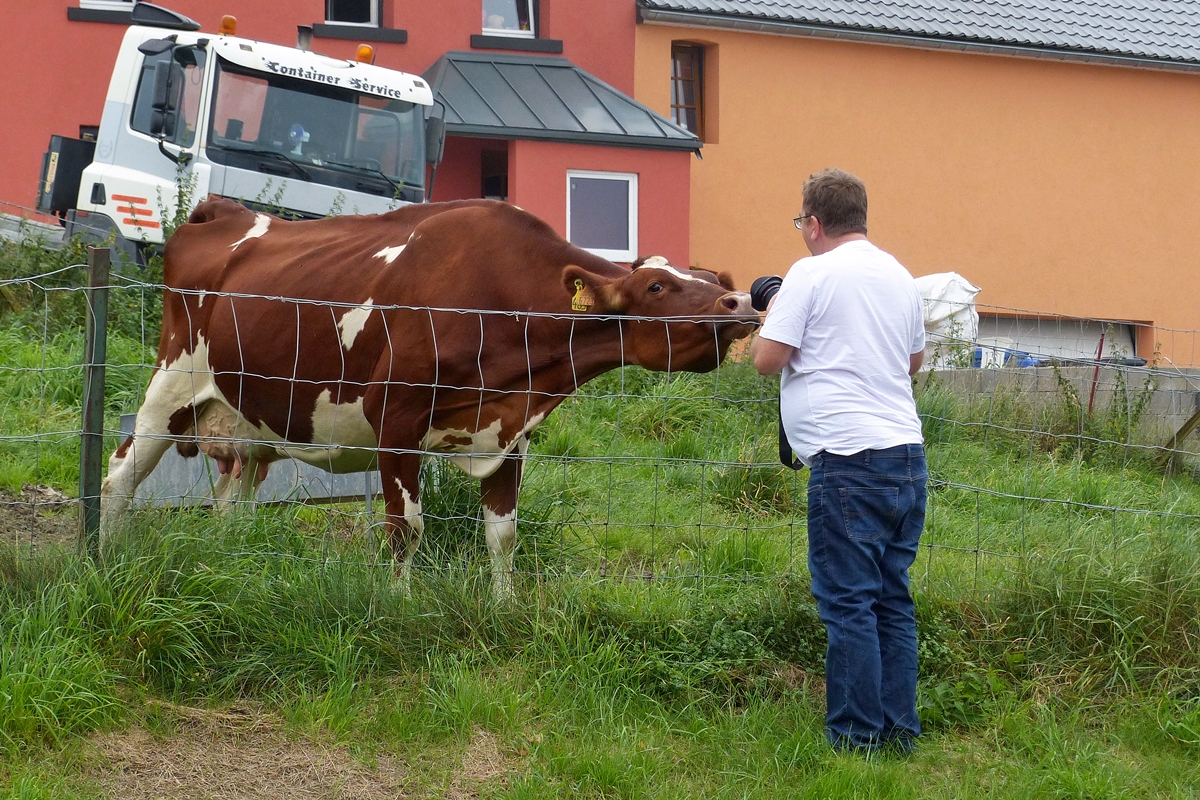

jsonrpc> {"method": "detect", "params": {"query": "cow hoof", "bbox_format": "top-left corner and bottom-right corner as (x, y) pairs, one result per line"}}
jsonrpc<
(492, 572), (515, 602)
(391, 566), (413, 598)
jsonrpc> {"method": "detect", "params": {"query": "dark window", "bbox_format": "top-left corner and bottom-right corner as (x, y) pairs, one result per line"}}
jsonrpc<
(483, 0), (535, 38)
(326, 0), (376, 25)
(568, 172), (636, 261)
(671, 43), (703, 139)
(481, 148), (508, 200)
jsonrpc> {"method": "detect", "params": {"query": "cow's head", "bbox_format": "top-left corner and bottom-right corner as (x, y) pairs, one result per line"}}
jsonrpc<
(562, 256), (758, 372)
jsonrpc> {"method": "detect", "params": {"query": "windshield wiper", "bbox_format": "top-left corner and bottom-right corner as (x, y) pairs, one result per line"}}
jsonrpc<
(218, 143), (311, 180)
(319, 158), (420, 196)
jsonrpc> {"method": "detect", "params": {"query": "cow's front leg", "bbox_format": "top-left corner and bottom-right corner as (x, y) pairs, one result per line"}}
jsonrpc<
(101, 431), (174, 542)
(479, 439), (525, 600)
(102, 367), (205, 543)
(379, 448), (423, 594)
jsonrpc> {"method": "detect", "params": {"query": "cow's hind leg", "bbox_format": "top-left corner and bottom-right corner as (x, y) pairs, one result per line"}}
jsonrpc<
(479, 440), (526, 600)
(379, 449), (424, 594)
(210, 453), (270, 513)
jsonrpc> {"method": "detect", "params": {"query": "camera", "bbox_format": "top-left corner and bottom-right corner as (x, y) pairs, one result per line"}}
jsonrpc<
(750, 275), (783, 312)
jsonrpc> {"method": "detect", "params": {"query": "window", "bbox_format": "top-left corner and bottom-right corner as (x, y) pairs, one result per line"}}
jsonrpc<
(483, 0), (535, 38)
(567, 171), (637, 263)
(205, 57), (427, 202)
(481, 148), (508, 200)
(326, 0), (377, 26)
(69, 0), (134, 24)
(130, 46), (207, 148)
(670, 43), (704, 139)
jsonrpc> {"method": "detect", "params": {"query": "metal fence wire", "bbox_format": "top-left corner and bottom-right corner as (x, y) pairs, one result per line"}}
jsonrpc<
(2, 247), (1200, 594)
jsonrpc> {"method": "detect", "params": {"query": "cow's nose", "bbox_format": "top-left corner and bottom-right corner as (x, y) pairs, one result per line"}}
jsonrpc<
(717, 292), (755, 316)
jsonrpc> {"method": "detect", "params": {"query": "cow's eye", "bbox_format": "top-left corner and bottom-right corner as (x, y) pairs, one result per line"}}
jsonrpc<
(648, 283), (663, 294)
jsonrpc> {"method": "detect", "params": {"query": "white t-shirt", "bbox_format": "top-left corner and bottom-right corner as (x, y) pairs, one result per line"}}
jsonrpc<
(758, 239), (925, 465)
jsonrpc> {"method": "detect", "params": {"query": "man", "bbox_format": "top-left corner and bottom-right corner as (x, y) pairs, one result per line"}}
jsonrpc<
(751, 168), (928, 754)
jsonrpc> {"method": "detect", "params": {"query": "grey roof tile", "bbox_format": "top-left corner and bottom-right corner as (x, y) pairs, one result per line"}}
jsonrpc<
(638, 0), (1200, 63)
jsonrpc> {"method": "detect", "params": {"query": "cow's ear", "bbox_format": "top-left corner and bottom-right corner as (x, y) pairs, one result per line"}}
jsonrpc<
(717, 271), (736, 291)
(562, 265), (625, 313)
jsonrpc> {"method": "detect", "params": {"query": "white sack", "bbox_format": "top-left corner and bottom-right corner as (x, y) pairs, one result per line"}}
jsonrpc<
(914, 272), (981, 370)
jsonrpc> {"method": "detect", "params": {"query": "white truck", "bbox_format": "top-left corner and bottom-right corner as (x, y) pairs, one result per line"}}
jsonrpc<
(36, 1), (444, 265)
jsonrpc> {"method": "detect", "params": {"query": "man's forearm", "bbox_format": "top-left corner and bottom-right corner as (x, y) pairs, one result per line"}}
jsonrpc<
(752, 335), (794, 375)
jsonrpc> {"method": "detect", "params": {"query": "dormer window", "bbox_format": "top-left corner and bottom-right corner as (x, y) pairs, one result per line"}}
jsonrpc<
(327, 0), (377, 27)
(483, 0), (535, 39)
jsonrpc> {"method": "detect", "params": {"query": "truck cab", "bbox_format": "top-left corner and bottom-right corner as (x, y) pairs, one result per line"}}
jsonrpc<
(37, 2), (440, 265)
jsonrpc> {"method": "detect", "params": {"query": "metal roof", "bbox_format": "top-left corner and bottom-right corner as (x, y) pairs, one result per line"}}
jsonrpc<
(423, 51), (701, 151)
(637, 0), (1200, 68)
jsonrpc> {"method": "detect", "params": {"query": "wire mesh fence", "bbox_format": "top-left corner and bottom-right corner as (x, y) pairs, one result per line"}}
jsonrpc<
(3, 236), (1200, 597)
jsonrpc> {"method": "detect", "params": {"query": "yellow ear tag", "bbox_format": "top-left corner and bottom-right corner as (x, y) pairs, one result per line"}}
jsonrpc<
(571, 278), (594, 312)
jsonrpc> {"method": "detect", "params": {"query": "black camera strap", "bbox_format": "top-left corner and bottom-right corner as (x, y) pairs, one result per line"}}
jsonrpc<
(777, 397), (802, 470)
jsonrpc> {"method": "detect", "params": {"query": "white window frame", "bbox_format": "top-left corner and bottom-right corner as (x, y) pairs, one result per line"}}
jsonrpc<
(325, 0), (379, 27)
(566, 170), (638, 263)
(482, 0), (536, 39)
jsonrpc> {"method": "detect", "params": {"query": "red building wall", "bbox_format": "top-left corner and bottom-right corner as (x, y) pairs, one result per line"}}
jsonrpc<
(2, 4), (122, 216)
(430, 137), (492, 204)
(509, 140), (692, 267)
(0, 0), (637, 213)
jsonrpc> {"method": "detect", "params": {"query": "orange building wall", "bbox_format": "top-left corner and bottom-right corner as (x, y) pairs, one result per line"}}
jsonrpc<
(635, 24), (1200, 362)
(0, 0), (636, 215)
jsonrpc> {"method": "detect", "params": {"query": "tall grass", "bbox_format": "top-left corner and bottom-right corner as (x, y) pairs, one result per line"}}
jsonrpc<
(1, 235), (162, 493)
(2, 492), (1198, 753)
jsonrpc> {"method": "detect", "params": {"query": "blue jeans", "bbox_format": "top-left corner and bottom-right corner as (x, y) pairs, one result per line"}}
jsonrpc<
(807, 444), (927, 752)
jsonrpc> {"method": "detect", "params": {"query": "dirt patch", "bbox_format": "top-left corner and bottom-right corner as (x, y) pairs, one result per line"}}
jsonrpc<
(0, 483), (78, 551)
(443, 727), (514, 799)
(86, 703), (407, 800)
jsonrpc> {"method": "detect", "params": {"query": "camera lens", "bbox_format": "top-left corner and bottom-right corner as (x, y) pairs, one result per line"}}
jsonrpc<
(750, 275), (783, 312)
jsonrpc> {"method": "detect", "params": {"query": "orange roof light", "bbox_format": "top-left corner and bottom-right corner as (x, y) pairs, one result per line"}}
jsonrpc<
(355, 44), (375, 64)
(219, 15), (237, 36)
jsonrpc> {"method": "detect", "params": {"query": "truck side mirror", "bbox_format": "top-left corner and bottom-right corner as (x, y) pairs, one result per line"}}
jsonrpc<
(137, 37), (175, 56)
(151, 62), (172, 112)
(149, 62), (181, 137)
(424, 116), (445, 167)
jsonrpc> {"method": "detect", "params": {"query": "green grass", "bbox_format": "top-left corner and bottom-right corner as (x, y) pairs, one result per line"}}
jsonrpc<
(4, 240), (1200, 795)
(1, 234), (161, 494)
(1, 513), (1198, 796)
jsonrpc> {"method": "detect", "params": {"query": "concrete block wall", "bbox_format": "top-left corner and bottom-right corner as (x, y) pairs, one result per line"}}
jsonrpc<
(924, 364), (1200, 459)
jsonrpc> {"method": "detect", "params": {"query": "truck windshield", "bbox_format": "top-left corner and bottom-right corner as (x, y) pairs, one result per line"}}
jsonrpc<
(206, 57), (426, 202)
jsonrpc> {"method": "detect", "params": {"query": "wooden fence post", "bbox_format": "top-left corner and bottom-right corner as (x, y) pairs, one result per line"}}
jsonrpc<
(80, 246), (110, 560)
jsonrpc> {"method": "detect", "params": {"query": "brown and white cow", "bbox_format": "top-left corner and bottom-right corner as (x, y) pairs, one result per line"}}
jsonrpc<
(101, 198), (756, 594)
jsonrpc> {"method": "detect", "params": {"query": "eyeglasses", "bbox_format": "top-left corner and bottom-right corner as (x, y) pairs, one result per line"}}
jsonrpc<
(793, 214), (814, 230)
